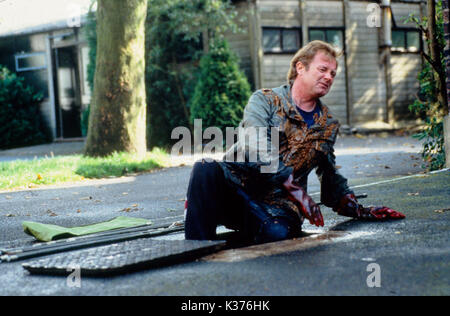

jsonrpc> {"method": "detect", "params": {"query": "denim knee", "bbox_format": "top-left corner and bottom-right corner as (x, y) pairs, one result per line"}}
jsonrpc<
(256, 217), (291, 243)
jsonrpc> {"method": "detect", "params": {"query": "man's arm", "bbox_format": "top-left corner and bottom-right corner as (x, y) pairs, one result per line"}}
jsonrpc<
(283, 174), (324, 227)
(232, 90), (293, 186)
(315, 150), (354, 208)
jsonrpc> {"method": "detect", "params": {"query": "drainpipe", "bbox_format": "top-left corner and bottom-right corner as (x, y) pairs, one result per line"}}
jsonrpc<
(380, 0), (393, 124)
(342, 0), (353, 127)
(299, 0), (308, 46)
(249, 0), (263, 90)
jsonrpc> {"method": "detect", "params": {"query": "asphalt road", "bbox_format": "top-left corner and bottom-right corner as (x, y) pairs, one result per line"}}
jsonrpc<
(0, 135), (448, 296)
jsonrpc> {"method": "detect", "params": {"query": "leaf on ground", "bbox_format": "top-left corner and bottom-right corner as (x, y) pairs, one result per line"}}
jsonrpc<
(434, 208), (450, 213)
(119, 205), (140, 212)
(46, 210), (58, 216)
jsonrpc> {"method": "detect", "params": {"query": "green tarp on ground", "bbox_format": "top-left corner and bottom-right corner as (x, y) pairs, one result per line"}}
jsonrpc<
(22, 216), (152, 242)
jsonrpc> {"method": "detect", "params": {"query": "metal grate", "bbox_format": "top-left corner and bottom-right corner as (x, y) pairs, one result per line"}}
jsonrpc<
(22, 238), (225, 276)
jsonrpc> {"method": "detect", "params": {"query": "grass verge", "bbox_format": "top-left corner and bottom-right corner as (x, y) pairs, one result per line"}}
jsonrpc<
(0, 148), (170, 191)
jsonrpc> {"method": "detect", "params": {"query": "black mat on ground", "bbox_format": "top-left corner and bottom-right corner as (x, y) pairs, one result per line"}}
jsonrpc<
(22, 238), (226, 276)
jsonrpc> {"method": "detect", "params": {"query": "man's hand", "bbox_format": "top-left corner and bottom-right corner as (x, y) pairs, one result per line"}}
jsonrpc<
(283, 174), (324, 227)
(364, 206), (406, 220)
(334, 194), (405, 220)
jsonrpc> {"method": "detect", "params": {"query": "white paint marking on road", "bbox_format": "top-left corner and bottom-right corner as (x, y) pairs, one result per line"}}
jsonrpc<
(309, 168), (449, 196)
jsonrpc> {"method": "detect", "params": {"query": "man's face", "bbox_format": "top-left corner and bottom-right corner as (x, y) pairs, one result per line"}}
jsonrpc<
(295, 51), (337, 99)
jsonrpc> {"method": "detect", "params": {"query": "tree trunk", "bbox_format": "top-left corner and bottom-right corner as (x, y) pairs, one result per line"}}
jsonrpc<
(84, 0), (148, 157)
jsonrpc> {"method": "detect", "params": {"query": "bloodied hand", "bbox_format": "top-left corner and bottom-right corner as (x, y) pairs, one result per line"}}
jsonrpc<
(335, 193), (406, 220)
(283, 174), (324, 227)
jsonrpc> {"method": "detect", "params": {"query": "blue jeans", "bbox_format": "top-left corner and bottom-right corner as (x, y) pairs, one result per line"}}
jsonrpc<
(185, 160), (302, 243)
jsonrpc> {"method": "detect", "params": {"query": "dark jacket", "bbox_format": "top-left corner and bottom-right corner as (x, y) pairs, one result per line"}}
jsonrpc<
(218, 84), (353, 219)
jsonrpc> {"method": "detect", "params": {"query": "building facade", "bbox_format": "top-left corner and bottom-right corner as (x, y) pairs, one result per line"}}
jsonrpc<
(228, 0), (424, 127)
(0, 0), (424, 140)
(0, 0), (92, 140)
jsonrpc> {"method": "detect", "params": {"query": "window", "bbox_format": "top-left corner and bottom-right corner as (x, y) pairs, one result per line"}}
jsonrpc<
(262, 28), (301, 53)
(309, 28), (344, 50)
(15, 52), (47, 72)
(392, 29), (421, 52)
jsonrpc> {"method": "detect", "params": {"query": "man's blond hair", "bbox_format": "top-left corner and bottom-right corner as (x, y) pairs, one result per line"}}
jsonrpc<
(287, 40), (341, 84)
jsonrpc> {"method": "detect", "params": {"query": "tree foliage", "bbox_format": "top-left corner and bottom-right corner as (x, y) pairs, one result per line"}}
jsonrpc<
(145, 0), (242, 148)
(85, 1), (98, 92)
(407, 0), (447, 170)
(81, 1), (98, 137)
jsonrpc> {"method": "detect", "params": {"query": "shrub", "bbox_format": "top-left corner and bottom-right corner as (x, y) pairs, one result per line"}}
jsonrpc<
(189, 39), (251, 132)
(145, 29), (199, 149)
(0, 66), (51, 149)
(81, 105), (90, 137)
(409, 63), (446, 170)
(407, 1), (446, 170)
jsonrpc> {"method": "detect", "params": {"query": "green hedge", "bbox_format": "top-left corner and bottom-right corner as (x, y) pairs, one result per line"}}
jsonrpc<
(190, 39), (251, 131)
(0, 66), (51, 149)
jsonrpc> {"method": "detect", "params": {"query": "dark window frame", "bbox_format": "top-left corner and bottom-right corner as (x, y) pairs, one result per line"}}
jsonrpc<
(262, 27), (302, 54)
(308, 27), (345, 51)
(391, 28), (422, 53)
